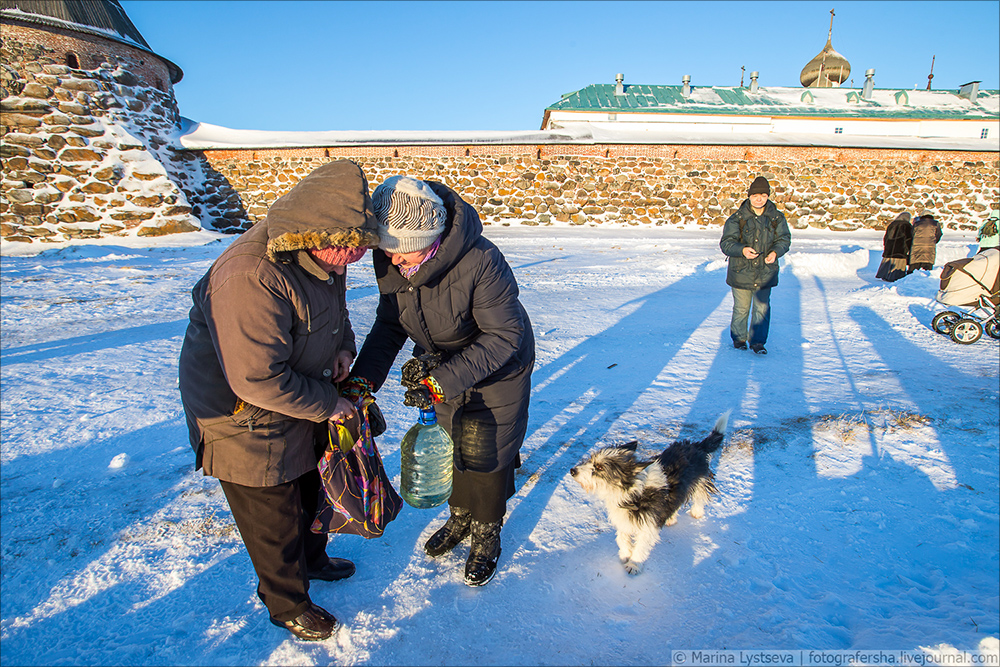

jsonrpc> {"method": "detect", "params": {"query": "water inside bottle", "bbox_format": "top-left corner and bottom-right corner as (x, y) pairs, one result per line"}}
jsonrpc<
(400, 408), (453, 509)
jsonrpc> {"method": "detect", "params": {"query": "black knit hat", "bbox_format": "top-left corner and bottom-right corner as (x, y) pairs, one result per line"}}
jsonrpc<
(748, 176), (771, 196)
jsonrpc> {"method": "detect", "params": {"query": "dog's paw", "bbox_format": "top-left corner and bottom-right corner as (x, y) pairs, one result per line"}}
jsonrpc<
(665, 515), (678, 526)
(623, 560), (642, 575)
(688, 506), (705, 519)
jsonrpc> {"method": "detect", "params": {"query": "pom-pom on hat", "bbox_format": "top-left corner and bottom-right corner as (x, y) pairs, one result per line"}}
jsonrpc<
(748, 176), (771, 196)
(372, 176), (447, 254)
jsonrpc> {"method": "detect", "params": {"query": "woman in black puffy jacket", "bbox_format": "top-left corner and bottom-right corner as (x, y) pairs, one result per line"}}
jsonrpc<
(346, 175), (534, 587)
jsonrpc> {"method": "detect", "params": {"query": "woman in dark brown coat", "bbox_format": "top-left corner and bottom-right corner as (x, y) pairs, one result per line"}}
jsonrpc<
(347, 175), (534, 587)
(875, 212), (913, 282)
(910, 213), (943, 271)
(178, 160), (379, 641)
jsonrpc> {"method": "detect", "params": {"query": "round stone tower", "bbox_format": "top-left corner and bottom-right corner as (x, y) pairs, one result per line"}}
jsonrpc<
(1, 0), (246, 243)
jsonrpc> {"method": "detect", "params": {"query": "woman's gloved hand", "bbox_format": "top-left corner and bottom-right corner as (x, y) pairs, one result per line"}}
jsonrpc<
(403, 376), (445, 408)
(401, 352), (442, 389)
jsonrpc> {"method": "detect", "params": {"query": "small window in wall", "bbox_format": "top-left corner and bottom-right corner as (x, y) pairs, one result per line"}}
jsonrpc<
(834, 127), (844, 134)
(66, 52), (79, 68)
(982, 128), (989, 139)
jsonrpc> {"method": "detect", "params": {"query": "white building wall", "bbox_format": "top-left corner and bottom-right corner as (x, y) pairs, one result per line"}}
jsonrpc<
(544, 110), (999, 140)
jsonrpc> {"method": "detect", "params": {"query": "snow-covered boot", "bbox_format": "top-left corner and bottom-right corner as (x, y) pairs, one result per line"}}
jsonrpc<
(464, 519), (502, 586)
(424, 506), (472, 557)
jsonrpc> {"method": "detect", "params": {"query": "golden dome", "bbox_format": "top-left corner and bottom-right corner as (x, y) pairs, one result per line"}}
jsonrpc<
(800, 37), (851, 88)
(800, 9), (851, 88)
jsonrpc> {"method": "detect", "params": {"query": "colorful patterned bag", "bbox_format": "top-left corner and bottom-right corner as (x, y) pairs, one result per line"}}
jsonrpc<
(311, 395), (403, 538)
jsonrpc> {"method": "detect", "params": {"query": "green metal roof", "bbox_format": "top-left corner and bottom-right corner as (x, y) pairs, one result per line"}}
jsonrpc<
(546, 83), (1000, 121)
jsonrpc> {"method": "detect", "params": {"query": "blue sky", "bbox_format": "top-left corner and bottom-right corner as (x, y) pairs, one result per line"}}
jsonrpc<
(120, 1), (1000, 132)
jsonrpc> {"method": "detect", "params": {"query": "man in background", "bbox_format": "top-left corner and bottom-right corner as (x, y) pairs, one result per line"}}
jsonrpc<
(719, 176), (792, 355)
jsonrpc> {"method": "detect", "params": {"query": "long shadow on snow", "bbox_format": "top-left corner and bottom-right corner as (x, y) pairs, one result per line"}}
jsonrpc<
(0, 421), (200, 619)
(678, 267), (808, 433)
(670, 285), (998, 648)
(508, 262), (729, 550)
(0, 547), (286, 666)
(681, 429), (984, 649)
(693, 302), (997, 647)
(850, 301), (991, 402)
(0, 319), (188, 365)
(0, 416), (311, 665)
(643, 271), (991, 649)
(849, 302), (998, 467)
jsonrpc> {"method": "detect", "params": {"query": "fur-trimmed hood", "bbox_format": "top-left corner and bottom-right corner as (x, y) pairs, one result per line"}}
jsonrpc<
(265, 160), (380, 263)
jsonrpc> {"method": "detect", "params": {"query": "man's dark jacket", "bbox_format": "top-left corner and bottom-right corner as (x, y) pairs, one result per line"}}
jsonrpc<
(720, 199), (792, 290)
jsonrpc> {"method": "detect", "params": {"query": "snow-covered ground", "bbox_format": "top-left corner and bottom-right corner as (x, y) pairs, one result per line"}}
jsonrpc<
(1, 225), (997, 666)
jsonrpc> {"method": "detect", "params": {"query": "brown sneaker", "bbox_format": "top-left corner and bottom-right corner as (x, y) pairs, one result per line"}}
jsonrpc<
(270, 603), (338, 641)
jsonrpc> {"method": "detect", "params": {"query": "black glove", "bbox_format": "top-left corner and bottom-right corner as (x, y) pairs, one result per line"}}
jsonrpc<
(401, 352), (443, 389)
(403, 386), (434, 409)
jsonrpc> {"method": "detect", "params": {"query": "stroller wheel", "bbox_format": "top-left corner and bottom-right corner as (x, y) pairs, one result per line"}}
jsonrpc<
(950, 319), (983, 345)
(985, 319), (1000, 340)
(932, 311), (962, 335)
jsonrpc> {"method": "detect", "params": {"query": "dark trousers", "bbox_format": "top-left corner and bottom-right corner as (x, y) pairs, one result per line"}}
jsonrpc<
(219, 469), (328, 622)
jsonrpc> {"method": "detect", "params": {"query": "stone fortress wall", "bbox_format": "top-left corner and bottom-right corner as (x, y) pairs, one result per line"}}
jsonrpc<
(1, 22), (248, 242)
(199, 143), (998, 234)
(1, 18), (997, 243)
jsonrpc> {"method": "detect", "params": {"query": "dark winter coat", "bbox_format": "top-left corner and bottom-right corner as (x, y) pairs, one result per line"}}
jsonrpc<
(881, 213), (913, 260)
(910, 215), (942, 266)
(178, 160), (380, 487)
(351, 182), (534, 474)
(720, 199), (792, 290)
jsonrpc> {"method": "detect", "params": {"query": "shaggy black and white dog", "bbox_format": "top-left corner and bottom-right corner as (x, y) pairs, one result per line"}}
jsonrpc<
(569, 412), (730, 575)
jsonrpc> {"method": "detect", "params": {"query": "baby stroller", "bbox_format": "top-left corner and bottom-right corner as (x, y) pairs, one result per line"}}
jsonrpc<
(931, 248), (1000, 344)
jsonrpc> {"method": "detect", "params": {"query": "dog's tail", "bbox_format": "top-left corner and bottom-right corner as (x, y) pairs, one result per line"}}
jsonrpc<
(697, 410), (731, 454)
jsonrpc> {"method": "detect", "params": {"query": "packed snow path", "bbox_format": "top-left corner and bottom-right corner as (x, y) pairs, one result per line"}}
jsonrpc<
(1, 227), (997, 665)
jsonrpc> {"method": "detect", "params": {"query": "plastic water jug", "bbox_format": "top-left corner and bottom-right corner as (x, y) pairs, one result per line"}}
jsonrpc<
(400, 408), (453, 509)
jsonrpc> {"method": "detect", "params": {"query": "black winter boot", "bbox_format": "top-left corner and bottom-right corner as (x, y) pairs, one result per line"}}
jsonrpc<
(464, 519), (502, 587)
(424, 506), (472, 557)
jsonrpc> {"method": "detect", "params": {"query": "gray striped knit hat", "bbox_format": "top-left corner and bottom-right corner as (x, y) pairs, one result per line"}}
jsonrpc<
(372, 176), (447, 253)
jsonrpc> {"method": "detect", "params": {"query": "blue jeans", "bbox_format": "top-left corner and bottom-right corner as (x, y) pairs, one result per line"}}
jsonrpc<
(730, 286), (771, 346)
